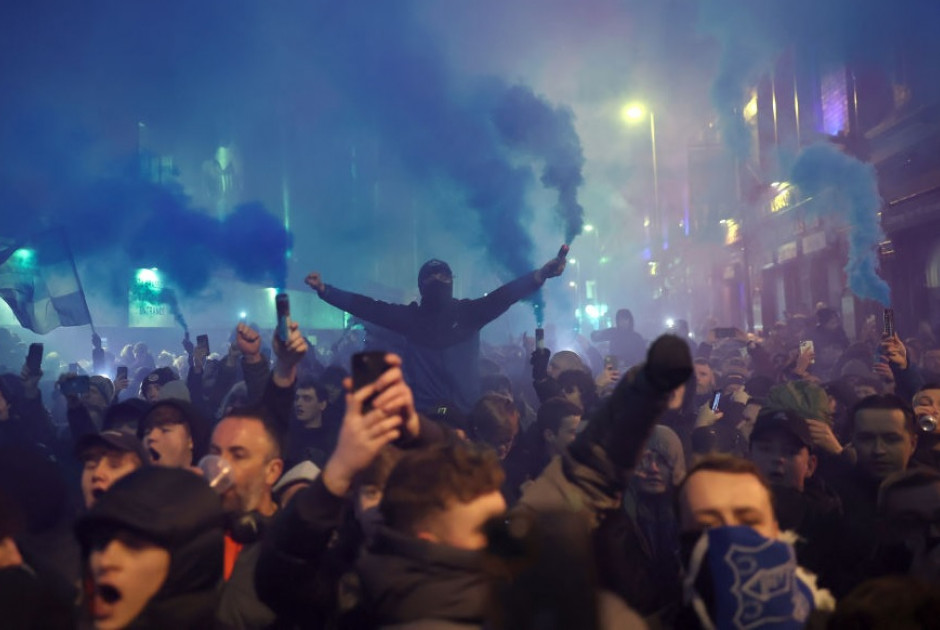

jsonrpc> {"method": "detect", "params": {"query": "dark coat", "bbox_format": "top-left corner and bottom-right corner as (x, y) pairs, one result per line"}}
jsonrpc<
(357, 527), (490, 629)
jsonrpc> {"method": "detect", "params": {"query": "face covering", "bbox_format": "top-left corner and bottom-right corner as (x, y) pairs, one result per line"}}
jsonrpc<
(420, 279), (453, 309)
(682, 526), (815, 629)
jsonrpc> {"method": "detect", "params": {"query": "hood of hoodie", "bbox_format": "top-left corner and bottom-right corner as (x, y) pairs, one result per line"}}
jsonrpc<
(356, 526), (490, 626)
(76, 467), (224, 627)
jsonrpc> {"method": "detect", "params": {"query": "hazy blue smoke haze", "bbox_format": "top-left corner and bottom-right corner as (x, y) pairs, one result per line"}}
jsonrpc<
(698, 0), (940, 308)
(492, 84), (585, 243)
(7, 0), (939, 343)
(0, 0), (590, 332)
(791, 143), (889, 305)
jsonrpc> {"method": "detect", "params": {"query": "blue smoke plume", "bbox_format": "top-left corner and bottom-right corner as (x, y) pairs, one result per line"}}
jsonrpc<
(790, 143), (889, 306)
(300, 1), (584, 319)
(1, 0), (584, 329)
(66, 171), (291, 297)
(303, 2), (583, 270)
(492, 84), (585, 243)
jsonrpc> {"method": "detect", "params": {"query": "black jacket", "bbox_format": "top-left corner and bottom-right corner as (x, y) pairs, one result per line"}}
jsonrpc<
(357, 527), (490, 629)
(74, 467), (225, 630)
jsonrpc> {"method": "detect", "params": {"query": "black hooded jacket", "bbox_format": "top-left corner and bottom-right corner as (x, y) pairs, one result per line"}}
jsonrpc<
(75, 467), (225, 629)
(356, 526), (490, 628)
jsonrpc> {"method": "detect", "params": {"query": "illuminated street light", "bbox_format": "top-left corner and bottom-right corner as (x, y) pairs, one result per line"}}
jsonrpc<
(620, 103), (646, 123)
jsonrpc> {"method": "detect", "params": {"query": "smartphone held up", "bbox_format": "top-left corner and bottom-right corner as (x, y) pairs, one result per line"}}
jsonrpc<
(352, 351), (393, 413)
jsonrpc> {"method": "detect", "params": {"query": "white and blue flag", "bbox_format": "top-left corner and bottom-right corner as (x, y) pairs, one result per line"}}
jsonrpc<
(0, 231), (93, 334)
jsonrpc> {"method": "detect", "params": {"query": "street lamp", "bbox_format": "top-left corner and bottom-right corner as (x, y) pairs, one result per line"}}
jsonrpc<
(620, 102), (660, 247)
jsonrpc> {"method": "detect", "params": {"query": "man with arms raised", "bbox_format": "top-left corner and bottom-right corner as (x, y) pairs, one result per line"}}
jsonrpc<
(306, 253), (566, 413)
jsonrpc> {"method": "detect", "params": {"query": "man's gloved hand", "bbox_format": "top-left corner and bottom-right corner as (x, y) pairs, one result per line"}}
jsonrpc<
(530, 347), (551, 380)
(642, 335), (693, 393)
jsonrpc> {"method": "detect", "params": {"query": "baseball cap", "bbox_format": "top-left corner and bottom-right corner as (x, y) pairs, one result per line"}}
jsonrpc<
(144, 367), (178, 388)
(750, 409), (813, 450)
(76, 428), (150, 465)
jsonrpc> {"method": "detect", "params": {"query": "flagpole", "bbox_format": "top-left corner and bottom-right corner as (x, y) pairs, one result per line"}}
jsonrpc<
(55, 228), (96, 336)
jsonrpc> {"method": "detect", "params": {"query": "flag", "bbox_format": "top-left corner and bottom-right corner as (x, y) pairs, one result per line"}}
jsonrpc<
(0, 231), (93, 334)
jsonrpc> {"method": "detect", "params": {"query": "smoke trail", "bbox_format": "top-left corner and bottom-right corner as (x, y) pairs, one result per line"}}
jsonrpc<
(697, 1), (781, 160)
(790, 142), (889, 306)
(159, 288), (188, 332)
(491, 84), (585, 243)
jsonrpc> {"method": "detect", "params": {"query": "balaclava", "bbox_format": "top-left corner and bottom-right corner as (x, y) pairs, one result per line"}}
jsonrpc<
(418, 259), (453, 309)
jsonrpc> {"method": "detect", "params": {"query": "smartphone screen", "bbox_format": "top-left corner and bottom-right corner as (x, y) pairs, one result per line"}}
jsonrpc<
(352, 351), (392, 412)
(196, 334), (210, 354)
(711, 391), (721, 411)
(116, 365), (128, 381)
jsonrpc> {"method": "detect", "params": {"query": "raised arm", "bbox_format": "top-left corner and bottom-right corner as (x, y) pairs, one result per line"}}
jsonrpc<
(463, 255), (567, 329)
(306, 271), (413, 334)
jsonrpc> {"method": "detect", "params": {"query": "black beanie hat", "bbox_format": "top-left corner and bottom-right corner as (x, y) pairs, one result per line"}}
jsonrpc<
(418, 259), (452, 285)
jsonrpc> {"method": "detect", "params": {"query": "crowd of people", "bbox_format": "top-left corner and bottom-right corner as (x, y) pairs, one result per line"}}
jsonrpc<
(2, 258), (940, 629)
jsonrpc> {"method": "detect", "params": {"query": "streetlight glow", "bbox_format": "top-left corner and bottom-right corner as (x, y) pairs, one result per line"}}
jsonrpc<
(583, 224), (594, 232)
(621, 103), (646, 124)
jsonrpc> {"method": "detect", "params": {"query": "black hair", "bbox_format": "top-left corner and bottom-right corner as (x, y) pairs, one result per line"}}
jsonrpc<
(295, 378), (328, 404)
(877, 468), (940, 514)
(221, 404), (285, 460)
(556, 369), (597, 409)
(534, 397), (582, 435)
(849, 394), (916, 437)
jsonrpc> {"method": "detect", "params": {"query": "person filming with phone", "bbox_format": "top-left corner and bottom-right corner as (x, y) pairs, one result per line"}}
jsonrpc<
(305, 251), (567, 414)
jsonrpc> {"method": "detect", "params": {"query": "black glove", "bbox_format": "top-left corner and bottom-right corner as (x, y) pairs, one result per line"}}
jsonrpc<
(530, 348), (551, 380)
(642, 335), (693, 394)
(571, 334), (692, 476)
